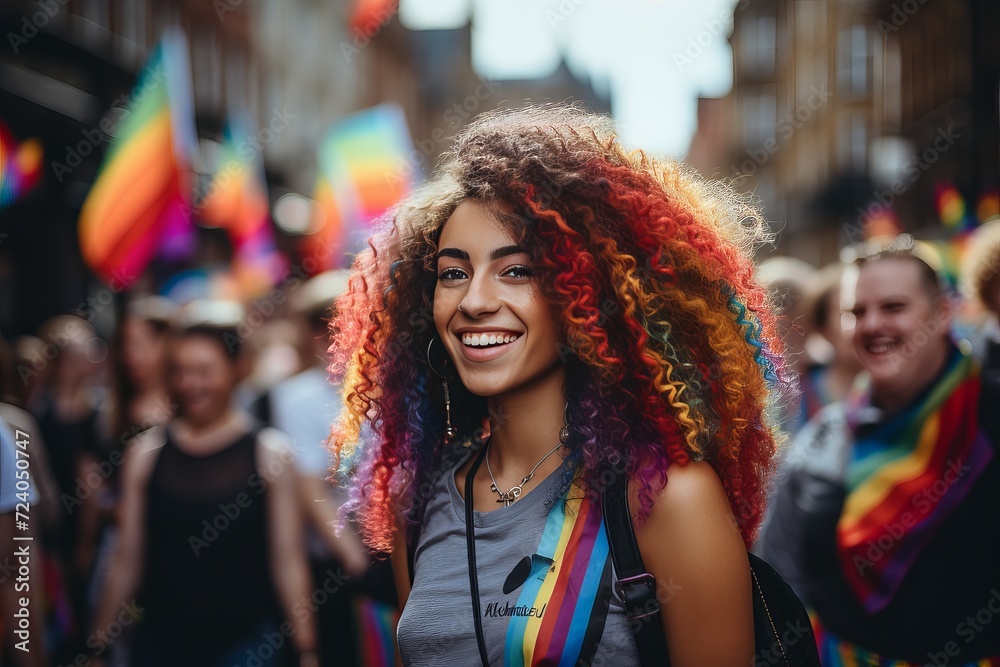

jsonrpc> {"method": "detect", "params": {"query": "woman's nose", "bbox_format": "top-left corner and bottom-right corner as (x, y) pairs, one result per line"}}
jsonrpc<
(458, 273), (501, 317)
(858, 311), (881, 333)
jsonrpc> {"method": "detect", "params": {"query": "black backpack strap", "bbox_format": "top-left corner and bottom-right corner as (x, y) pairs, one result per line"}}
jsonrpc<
(406, 523), (417, 586)
(603, 467), (672, 667)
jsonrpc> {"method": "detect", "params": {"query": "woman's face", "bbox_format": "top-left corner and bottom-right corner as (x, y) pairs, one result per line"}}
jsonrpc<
(168, 334), (238, 425)
(433, 200), (564, 398)
(847, 259), (951, 400)
(122, 317), (167, 388)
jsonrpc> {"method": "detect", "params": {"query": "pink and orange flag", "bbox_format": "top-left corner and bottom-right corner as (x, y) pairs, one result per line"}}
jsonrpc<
(78, 27), (196, 287)
(198, 116), (286, 296)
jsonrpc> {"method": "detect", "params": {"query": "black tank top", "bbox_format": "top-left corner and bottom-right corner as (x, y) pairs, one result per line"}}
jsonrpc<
(139, 426), (281, 658)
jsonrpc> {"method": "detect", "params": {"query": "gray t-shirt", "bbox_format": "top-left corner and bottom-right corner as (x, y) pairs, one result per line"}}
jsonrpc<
(397, 447), (640, 666)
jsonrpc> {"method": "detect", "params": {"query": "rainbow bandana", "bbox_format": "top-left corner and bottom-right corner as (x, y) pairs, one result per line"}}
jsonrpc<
(819, 629), (1000, 666)
(504, 477), (613, 666)
(837, 349), (993, 613)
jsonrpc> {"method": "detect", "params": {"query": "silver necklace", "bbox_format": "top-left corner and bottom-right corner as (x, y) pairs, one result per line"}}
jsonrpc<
(485, 440), (563, 507)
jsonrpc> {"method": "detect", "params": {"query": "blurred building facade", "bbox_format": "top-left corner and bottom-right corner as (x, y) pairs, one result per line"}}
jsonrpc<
(687, 0), (1000, 266)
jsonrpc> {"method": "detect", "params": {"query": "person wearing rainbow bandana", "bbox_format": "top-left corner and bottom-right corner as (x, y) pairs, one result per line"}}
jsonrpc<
(757, 246), (1000, 665)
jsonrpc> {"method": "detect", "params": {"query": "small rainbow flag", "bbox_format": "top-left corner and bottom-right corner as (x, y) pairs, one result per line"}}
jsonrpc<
(78, 27), (196, 287)
(353, 595), (398, 667)
(861, 206), (902, 240)
(305, 104), (416, 272)
(0, 120), (42, 209)
(934, 181), (975, 230)
(976, 188), (999, 223)
(349, 0), (398, 32)
(198, 115), (286, 296)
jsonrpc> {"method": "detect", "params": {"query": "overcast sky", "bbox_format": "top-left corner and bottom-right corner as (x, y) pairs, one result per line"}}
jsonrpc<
(399, 0), (740, 158)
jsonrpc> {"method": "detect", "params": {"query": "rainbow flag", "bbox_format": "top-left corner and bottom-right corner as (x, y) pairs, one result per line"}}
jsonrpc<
(198, 115), (286, 296)
(934, 181), (976, 231)
(819, 628), (1000, 666)
(305, 104), (416, 272)
(78, 27), (196, 287)
(349, 0), (398, 32)
(0, 120), (42, 208)
(353, 595), (398, 667)
(976, 188), (999, 223)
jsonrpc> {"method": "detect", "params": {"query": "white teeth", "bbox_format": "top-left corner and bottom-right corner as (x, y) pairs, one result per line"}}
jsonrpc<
(868, 342), (896, 354)
(462, 333), (520, 347)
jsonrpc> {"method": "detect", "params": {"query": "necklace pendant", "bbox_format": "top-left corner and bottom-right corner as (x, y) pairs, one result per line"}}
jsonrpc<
(491, 485), (522, 507)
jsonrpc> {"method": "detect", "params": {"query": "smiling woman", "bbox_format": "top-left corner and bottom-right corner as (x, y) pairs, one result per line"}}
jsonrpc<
(433, 200), (565, 403)
(756, 247), (1000, 665)
(327, 105), (793, 667)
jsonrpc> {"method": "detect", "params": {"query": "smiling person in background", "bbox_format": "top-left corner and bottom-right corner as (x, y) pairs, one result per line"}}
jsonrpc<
(93, 302), (318, 667)
(756, 246), (1000, 665)
(326, 105), (793, 666)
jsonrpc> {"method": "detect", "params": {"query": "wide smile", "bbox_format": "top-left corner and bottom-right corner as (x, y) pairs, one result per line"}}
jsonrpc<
(862, 338), (900, 357)
(455, 330), (522, 362)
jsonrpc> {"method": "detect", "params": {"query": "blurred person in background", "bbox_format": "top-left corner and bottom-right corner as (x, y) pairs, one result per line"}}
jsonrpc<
(238, 318), (303, 424)
(269, 271), (377, 666)
(795, 263), (862, 427)
(85, 296), (177, 665)
(0, 334), (62, 537)
(109, 296), (176, 447)
(0, 415), (49, 667)
(93, 301), (318, 667)
(756, 247), (1000, 665)
(30, 315), (107, 651)
(1, 333), (74, 663)
(11, 335), (50, 410)
(756, 256), (815, 433)
(962, 218), (1000, 362)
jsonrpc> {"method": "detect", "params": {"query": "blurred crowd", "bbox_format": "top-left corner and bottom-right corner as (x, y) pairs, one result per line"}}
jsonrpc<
(1, 219), (1000, 666)
(0, 270), (395, 667)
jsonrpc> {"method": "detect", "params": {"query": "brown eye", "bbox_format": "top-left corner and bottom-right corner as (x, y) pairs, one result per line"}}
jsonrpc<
(501, 265), (533, 279)
(438, 268), (467, 282)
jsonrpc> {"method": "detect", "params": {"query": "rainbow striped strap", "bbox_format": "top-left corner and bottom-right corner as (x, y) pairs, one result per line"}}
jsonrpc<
(504, 488), (613, 667)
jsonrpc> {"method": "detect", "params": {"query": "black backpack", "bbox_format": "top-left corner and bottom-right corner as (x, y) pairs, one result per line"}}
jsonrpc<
(603, 468), (822, 667)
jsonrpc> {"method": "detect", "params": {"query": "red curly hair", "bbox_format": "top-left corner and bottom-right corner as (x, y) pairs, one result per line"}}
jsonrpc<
(328, 105), (791, 553)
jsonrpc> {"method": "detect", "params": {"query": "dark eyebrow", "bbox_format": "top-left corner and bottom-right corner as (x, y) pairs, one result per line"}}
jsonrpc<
(434, 248), (469, 262)
(489, 245), (527, 261)
(433, 245), (527, 263)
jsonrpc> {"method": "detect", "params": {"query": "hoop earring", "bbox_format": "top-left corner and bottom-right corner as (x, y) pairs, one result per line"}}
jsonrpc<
(426, 336), (452, 379)
(426, 336), (459, 442)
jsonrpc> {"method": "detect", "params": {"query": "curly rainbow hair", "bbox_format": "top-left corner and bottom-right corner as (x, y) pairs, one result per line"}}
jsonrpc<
(328, 105), (792, 554)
